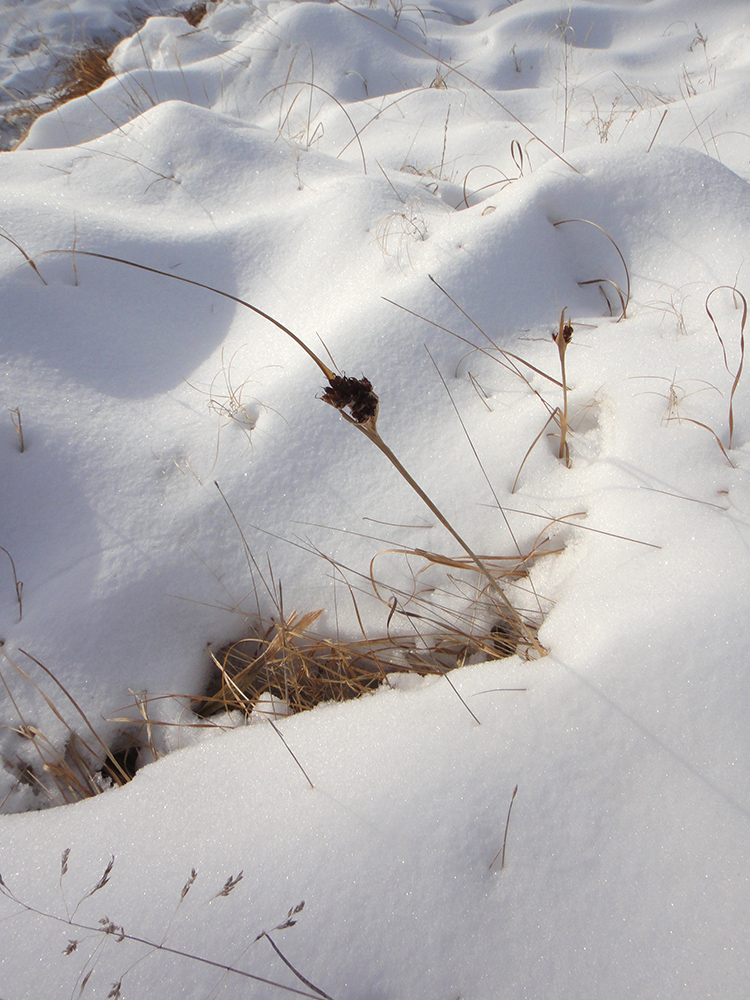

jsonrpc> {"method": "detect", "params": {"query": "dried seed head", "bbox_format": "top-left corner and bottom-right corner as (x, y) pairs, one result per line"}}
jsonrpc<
(553, 309), (573, 345)
(321, 374), (379, 428)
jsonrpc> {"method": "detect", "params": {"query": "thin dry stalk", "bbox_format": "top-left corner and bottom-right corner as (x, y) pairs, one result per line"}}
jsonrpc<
(0, 547), (23, 621)
(266, 718), (314, 789)
(9, 407), (24, 452)
(647, 108), (668, 152)
(0, 229), (46, 284)
(385, 282), (562, 389)
(705, 285), (747, 449)
(667, 415), (735, 466)
(489, 783), (518, 870)
(511, 409), (561, 493)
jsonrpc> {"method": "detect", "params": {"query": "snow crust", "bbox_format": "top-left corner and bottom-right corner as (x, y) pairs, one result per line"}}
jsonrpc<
(1, 0), (750, 996)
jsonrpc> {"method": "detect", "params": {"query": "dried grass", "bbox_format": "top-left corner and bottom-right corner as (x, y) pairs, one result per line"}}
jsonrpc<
(57, 44), (114, 105)
(195, 543), (547, 720)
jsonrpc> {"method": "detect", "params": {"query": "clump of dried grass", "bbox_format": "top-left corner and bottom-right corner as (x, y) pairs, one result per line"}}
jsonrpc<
(195, 539), (551, 720)
(182, 2), (210, 28)
(1, 40), (115, 148)
(57, 43), (114, 105)
(0, 644), (154, 810)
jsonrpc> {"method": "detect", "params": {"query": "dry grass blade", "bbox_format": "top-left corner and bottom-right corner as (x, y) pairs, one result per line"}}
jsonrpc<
(705, 285), (746, 449)
(266, 718), (314, 789)
(427, 275), (563, 386)
(511, 409), (561, 493)
(667, 415), (735, 466)
(489, 784), (518, 871)
(0, 546), (23, 621)
(259, 932), (336, 1000)
(40, 250), (335, 380)
(0, 229), (46, 284)
(579, 277), (627, 319)
(9, 406), (24, 452)
(553, 308), (573, 464)
(552, 219), (630, 318)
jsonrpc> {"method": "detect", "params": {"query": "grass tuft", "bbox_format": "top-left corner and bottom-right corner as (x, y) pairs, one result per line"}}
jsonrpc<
(57, 43), (113, 105)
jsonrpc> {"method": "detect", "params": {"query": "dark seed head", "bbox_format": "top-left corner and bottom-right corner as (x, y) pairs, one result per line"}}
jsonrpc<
(321, 374), (379, 425)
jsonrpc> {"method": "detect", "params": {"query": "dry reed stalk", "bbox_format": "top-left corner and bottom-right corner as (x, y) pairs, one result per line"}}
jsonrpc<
(0, 546), (22, 620)
(9, 404), (24, 449)
(39, 248), (543, 659)
(553, 307), (573, 465)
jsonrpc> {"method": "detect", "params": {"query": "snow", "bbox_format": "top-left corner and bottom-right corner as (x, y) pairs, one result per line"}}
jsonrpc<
(1, 0), (750, 996)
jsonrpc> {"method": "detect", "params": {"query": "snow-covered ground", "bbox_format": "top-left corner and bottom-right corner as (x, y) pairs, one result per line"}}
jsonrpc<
(1, 0), (750, 995)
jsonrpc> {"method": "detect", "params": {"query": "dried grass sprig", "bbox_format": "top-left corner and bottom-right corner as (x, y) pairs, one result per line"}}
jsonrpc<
(0, 871), (333, 999)
(489, 783), (518, 871)
(9, 406), (24, 452)
(0, 228), (46, 284)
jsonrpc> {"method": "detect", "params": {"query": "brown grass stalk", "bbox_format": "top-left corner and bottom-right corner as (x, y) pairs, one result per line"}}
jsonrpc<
(553, 308), (573, 464)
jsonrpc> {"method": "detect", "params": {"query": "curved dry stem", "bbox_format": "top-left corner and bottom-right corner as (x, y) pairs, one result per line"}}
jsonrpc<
(0, 228), (47, 284)
(37, 249), (335, 380)
(460, 163), (514, 209)
(511, 409), (560, 494)
(667, 415), (735, 467)
(263, 79), (367, 172)
(579, 277), (627, 320)
(553, 218), (630, 318)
